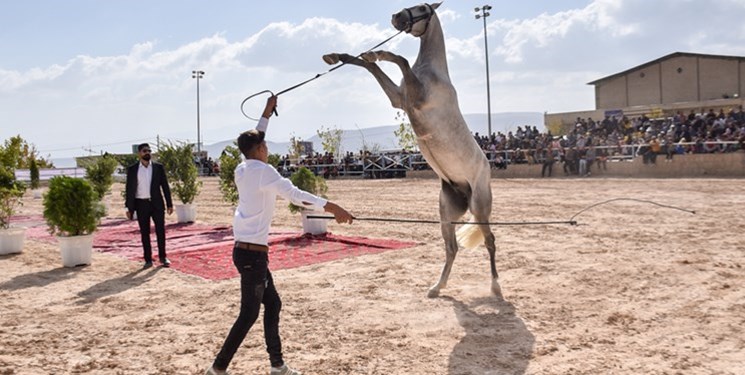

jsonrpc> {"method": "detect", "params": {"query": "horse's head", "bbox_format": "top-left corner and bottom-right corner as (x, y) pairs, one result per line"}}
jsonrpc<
(392, 2), (442, 37)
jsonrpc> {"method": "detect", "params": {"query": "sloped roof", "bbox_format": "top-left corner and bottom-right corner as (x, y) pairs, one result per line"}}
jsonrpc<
(587, 52), (745, 85)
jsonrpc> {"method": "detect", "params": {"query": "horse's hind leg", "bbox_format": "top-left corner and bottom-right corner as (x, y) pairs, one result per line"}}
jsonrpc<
(428, 180), (469, 298)
(470, 175), (501, 296)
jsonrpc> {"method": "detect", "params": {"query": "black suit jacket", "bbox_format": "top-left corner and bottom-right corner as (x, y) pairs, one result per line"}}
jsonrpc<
(125, 161), (173, 213)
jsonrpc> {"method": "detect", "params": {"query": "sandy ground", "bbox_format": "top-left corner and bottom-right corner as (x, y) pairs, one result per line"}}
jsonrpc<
(1, 176), (744, 375)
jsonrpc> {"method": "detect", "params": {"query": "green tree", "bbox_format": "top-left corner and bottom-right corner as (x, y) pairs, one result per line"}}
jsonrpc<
(393, 111), (417, 151)
(157, 141), (202, 204)
(288, 134), (304, 160)
(0, 166), (25, 230)
(43, 176), (103, 236)
(29, 158), (40, 190)
(0, 135), (54, 168)
(218, 143), (242, 205)
(287, 167), (327, 214)
(84, 155), (119, 200)
(316, 125), (343, 160)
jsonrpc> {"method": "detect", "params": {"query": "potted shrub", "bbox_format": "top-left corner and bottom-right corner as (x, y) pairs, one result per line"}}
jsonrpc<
(0, 166), (26, 255)
(43, 176), (105, 267)
(84, 155), (119, 216)
(157, 141), (202, 223)
(288, 166), (328, 234)
(29, 158), (42, 199)
(218, 143), (242, 206)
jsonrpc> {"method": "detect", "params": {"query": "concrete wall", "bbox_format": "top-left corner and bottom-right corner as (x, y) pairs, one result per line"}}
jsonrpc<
(407, 152), (745, 179)
(699, 58), (740, 101)
(661, 55), (698, 103)
(596, 75), (628, 109)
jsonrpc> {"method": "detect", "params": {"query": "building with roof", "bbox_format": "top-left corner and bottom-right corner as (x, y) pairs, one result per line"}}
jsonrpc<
(545, 52), (745, 134)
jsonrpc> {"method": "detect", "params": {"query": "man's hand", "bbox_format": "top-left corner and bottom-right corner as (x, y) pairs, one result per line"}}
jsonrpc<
(323, 201), (354, 224)
(262, 95), (278, 118)
(167, 207), (174, 215)
(126, 211), (133, 220)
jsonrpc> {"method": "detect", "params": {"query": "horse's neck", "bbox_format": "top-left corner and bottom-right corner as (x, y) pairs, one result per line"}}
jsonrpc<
(414, 16), (449, 75)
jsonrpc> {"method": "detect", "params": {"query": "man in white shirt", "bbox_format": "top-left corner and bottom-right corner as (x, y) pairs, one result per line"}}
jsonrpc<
(206, 96), (353, 375)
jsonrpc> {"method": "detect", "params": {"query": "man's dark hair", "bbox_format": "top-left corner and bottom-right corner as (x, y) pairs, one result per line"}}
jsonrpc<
(237, 130), (265, 158)
(137, 143), (150, 152)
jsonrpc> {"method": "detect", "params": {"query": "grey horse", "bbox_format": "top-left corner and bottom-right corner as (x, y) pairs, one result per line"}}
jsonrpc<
(323, 2), (500, 298)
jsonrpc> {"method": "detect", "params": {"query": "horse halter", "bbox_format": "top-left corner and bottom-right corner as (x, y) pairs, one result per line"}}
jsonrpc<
(393, 3), (435, 34)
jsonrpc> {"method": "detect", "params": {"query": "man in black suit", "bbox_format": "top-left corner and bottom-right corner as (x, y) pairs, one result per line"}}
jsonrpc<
(125, 143), (174, 268)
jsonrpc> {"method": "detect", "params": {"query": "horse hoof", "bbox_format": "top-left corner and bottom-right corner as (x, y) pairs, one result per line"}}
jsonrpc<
(361, 51), (377, 63)
(322, 53), (339, 65)
(491, 280), (502, 297)
(427, 287), (440, 298)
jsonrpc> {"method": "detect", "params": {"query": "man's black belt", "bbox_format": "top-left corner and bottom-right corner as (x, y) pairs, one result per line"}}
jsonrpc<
(235, 241), (269, 252)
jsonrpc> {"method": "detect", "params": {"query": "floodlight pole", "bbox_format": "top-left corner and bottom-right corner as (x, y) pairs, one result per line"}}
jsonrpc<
(192, 70), (205, 153)
(475, 5), (493, 137)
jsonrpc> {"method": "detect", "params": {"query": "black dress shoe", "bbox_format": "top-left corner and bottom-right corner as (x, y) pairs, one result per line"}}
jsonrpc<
(143, 261), (154, 269)
(160, 258), (171, 268)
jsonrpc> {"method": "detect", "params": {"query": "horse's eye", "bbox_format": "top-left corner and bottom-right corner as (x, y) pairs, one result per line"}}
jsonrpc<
(419, 6), (426, 11)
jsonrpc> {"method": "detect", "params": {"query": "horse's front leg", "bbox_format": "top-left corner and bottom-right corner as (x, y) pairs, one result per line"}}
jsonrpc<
(361, 50), (425, 105)
(322, 53), (404, 109)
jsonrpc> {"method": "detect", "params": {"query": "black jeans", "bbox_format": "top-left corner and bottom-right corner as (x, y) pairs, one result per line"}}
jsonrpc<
(213, 247), (284, 370)
(135, 199), (166, 262)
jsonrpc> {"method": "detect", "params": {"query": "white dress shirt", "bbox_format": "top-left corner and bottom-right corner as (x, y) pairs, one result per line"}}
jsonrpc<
(136, 162), (153, 199)
(233, 117), (327, 246)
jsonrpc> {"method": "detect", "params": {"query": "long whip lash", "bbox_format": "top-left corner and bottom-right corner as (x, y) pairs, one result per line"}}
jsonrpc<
(308, 198), (695, 227)
(240, 30), (404, 120)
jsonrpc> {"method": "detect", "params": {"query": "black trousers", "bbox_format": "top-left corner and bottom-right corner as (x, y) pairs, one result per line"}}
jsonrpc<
(214, 247), (284, 370)
(135, 199), (167, 262)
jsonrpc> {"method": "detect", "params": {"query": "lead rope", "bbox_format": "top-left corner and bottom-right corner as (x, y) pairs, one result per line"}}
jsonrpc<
(240, 30), (404, 121)
(308, 198), (695, 227)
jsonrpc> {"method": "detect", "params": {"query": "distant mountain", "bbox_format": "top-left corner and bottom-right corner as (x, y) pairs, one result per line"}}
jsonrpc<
(198, 112), (543, 158)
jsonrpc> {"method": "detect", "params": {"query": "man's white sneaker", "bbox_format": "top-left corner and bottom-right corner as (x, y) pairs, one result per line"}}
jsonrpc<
(205, 365), (229, 375)
(270, 364), (302, 375)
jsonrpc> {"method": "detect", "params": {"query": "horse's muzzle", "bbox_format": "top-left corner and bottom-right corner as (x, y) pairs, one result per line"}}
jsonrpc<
(391, 13), (409, 32)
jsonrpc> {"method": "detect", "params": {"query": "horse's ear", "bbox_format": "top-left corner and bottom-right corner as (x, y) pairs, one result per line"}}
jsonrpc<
(431, 2), (442, 10)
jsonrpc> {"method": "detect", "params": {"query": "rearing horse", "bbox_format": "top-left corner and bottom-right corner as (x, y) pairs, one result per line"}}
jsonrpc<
(323, 2), (500, 298)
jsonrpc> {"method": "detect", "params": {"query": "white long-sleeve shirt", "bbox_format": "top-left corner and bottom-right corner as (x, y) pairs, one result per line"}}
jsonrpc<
(232, 117), (327, 245)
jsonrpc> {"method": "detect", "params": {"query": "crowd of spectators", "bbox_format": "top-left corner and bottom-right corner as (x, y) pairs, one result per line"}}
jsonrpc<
(471, 106), (745, 177)
(200, 106), (745, 179)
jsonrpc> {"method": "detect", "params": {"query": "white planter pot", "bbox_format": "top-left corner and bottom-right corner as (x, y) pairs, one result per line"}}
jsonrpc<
(300, 210), (328, 235)
(32, 189), (43, 199)
(0, 227), (26, 255)
(58, 234), (94, 267)
(175, 204), (197, 223)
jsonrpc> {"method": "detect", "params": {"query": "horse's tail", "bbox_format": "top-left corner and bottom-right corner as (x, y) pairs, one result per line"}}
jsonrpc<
(456, 218), (484, 250)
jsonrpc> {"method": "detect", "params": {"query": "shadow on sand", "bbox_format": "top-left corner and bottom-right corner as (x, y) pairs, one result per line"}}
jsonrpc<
(0, 265), (80, 291)
(444, 295), (534, 375)
(75, 266), (162, 304)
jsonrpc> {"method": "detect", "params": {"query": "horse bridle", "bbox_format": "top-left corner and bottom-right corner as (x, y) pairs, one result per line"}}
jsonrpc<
(399, 3), (435, 34)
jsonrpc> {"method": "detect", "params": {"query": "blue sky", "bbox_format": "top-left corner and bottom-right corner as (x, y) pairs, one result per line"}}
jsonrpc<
(2, 0), (745, 160)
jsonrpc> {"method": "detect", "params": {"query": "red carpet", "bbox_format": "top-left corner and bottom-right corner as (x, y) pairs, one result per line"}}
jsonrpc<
(20, 216), (417, 280)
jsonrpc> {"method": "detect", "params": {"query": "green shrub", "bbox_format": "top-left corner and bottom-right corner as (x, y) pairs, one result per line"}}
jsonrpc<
(288, 167), (327, 214)
(29, 158), (40, 190)
(84, 155), (119, 200)
(43, 176), (104, 236)
(0, 167), (25, 230)
(156, 141), (202, 204)
(218, 144), (242, 205)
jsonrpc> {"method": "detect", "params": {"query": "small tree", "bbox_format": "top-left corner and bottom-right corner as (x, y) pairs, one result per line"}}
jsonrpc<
(0, 167), (25, 230)
(43, 176), (103, 236)
(317, 125), (344, 160)
(156, 141), (202, 205)
(84, 155), (119, 200)
(29, 158), (40, 190)
(218, 144), (242, 205)
(394, 111), (417, 151)
(288, 134), (304, 161)
(287, 167), (327, 214)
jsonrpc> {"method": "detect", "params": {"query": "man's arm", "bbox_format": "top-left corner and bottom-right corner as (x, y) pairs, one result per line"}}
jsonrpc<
(255, 96), (277, 133)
